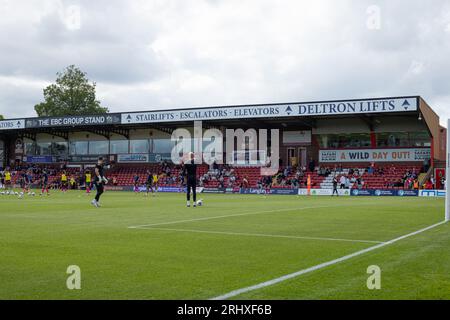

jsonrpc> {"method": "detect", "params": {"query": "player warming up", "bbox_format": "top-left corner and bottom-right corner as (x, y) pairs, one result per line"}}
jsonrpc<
(40, 170), (50, 196)
(91, 157), (108, 208)
(152, 173), (159, 194)
(61, 171), (68, 194)
(85, 170), (92, 195)
(183, 152), (198, 207)
(145, 170), (155, 197)
(133, 174), (140, 193)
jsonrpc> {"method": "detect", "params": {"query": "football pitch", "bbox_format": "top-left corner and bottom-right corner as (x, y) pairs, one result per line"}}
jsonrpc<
(0, 191), (449, 300)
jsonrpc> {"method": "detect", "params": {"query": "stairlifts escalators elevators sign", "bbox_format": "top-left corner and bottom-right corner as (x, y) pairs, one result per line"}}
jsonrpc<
(319, 148), (431, 163)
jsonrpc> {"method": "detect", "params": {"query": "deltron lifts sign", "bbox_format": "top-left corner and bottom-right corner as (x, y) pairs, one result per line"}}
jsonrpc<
(122, 97), (418, 124)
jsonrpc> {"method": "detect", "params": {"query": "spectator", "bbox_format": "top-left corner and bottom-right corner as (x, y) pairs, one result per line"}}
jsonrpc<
(339, 175), (346, 189)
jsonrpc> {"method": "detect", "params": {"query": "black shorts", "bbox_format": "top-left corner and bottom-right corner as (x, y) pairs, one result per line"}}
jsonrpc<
(186, 177), (196, 188)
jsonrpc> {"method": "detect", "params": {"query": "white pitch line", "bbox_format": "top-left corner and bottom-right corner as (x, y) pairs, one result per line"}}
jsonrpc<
(210, 220), (447, 300)
(128, 203), (369, 229)
(134, 227), (385, 244)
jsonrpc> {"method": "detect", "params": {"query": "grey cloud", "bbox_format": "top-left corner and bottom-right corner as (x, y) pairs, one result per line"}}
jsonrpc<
(0, 0), (449, 125)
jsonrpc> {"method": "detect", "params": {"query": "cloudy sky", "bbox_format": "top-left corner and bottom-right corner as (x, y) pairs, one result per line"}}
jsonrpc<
(0, 0), (449, 125)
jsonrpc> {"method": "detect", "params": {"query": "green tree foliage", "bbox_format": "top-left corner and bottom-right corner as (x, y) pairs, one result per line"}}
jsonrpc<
(34, 65), (109, 116)
(0, 115), (4, 120)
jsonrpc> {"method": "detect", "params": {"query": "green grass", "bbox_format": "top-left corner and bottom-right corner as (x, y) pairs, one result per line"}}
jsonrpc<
(0, 190), (448, 300)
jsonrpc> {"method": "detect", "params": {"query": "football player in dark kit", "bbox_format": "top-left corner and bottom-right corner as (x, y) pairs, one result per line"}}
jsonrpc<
(183, 152), (198, 207)
(332, 176), (339, 197)
(91, 157), (108, 208)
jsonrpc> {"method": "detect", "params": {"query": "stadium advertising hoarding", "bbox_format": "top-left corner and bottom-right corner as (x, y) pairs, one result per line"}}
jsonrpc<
(116, 153), (173, 163)
(117, 154), (149, 163)
(0, 119), (25, 130)
(202, 188), (237, 194)
(240, 188), (299, 195)
(351, 189), (419, 196)
(136, 186), (203, 193)
(68, 155), (109, 162)
(149, 153), (172, 163)
(298, 189), (351, 196)
(419, 190), (446, 197)
(121, 97), (418, 124)
(319, 148), (431, 163)
(25, 156), (54, 163)
(25, 114), (121, 128)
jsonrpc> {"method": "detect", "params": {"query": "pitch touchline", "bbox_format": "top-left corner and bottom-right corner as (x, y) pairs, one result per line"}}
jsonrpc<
(133, 227), (385, 244)
(210, 220), (447, 300)
(128, 203), (372, 229)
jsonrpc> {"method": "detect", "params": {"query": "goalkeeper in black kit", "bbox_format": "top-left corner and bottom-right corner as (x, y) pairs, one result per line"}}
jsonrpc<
(91, 157), (108, 208)
(183, 152), (198, 207)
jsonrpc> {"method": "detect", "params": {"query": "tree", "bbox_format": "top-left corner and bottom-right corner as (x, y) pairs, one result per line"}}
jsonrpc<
(34, 65), (109, 116)
(0, 115), (4, 120)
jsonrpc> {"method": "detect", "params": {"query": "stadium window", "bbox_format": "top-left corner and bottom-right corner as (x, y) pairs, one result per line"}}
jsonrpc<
(69, 141), (88, 155)
(36, 142), (51, 155)
(25, 141), (37, 155)
(110, 140), (129, 154)
(318, 133), (371, 148)
(130, 140), (149, 154)
(410, 131), (431, 147)
(51, 142), (68, 156)
(89, 141), (109, 155)
(376, 132), (411, 147)
(153, 139), (175, 154)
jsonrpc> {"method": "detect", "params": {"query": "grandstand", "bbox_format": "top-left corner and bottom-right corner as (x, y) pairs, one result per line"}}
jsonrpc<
(0, 96), (446, 194)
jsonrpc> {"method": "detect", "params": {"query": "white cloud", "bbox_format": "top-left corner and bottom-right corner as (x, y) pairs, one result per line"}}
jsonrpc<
(0, 0), (449, 126)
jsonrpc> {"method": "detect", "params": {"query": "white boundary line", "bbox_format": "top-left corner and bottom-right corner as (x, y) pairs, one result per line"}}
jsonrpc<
(211, 220), (447, 300)
(135, 227), (384, 244)
(128, 204), (370, 229)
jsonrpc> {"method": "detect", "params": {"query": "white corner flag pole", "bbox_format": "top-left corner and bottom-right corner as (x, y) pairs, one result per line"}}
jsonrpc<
(446, 118), (450, 222)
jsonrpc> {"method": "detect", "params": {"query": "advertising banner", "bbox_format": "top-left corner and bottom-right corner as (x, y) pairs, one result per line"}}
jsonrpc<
(69, 155), (109, 163)
(25, 156), (54, 163)
(351, 189), (419, 196)
(0, 119), (25, 130)
(149, 153), (173, 163)
(298, 189), (351, 196)
(319, 148), (430, 163)
(122, 97), (418, 124)
(117, 154), (149, 163)
(25, 114), (121, 128)
(202, 188), (240, 194)
(419, 190), (446, 197)
(240, 188), (299, 195)
(135, 186), (204, 193)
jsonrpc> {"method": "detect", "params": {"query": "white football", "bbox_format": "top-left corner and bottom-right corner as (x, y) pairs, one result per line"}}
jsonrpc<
(196, 199), (203, 206)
